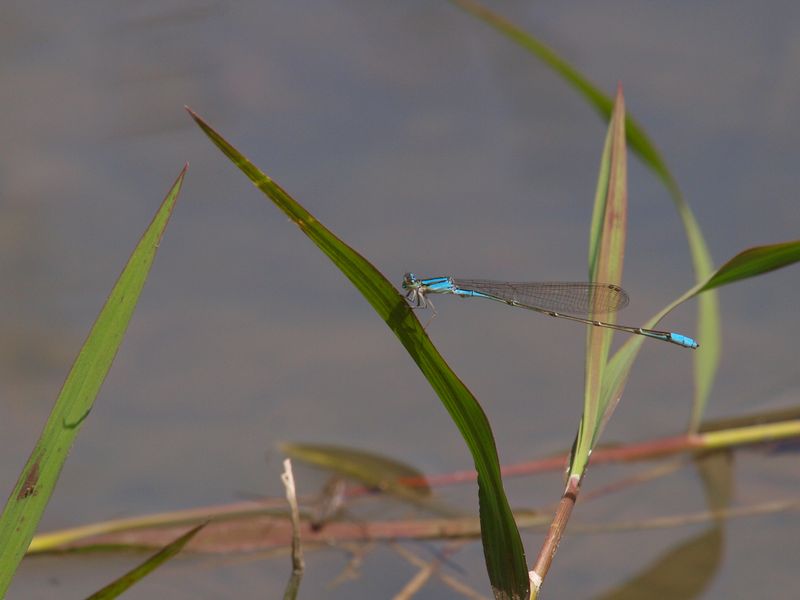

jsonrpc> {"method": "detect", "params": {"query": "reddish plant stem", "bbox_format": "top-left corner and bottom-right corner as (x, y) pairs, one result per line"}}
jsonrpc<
(344, 432), (704, 498)
(531, 475), (581, 593)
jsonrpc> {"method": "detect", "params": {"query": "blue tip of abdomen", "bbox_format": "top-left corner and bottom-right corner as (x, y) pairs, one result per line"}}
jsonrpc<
(670, 333), (699, 349)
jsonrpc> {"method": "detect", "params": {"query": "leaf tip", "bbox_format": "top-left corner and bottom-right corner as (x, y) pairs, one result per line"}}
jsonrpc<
(184, 106), (204, 128)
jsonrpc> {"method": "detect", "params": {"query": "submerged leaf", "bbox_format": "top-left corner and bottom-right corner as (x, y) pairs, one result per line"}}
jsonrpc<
(281, 442), (431, 495)
(280, 443), (464, 518)
(695, 451), (733, 516)
(595, 527), (723, 600)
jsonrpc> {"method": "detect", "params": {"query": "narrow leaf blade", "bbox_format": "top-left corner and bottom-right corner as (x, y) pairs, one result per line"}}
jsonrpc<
(0, 167), (186, 596)
(604, 237), (800, 429)
(698, 239), (800, 293)
(572, 87), (627, 477)
(188, 110), (529, 599)
(84, 524), (204, 600)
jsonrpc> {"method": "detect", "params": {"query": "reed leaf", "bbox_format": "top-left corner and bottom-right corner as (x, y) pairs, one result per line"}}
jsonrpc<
(187, 109), (529, 599)
(84, 524), (204, 600)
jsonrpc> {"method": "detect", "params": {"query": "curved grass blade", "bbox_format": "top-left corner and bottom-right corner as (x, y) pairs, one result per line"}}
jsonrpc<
(602, 238), (800, 434)
(697, 239), (800, 293)
(84, 524), (204, 600)
(0, 167), (186, 597)
(687, 239), (800, 426)
(450, 0), (720, 431)
(187, 109), (529, 599)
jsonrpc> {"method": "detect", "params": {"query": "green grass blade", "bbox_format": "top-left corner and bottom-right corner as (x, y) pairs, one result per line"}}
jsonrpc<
(572, 87), (628, 478)
(451, 0), (613, 121)
(690, 239), (800, 429)
(697, 239), (800, 292)
(603, 238), (800, 429)
(450, 0), (721, 432)
(450, 0), (684, 200)
(586, 108), (614, 280)
(690, 287), (720, 430)
(0, 167), (186, 597)
(84, 524), (204, 600)
(187, 109), (529, 599)
(686, 239), (800, 428)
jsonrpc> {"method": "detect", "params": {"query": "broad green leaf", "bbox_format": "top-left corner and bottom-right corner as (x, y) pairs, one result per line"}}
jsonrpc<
(0, 167), (186, 597)
(84, 524), (204, 600)
(188, 110), (529, 599)
(450, 0), (720, 431)
(572, 88), (628, 478)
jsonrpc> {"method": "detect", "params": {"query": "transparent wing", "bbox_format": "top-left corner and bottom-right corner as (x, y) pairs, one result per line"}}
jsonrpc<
(450, 279), (629, 316)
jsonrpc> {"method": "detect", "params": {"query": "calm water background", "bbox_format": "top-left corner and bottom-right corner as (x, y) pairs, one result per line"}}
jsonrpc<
(2, 1), (799, 598)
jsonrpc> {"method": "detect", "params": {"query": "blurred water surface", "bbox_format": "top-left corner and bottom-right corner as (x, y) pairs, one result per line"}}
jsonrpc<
(2, 1), (799, 598)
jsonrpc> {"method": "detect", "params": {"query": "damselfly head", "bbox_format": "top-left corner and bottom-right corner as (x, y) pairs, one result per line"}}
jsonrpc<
(402, 273), (419, 289)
